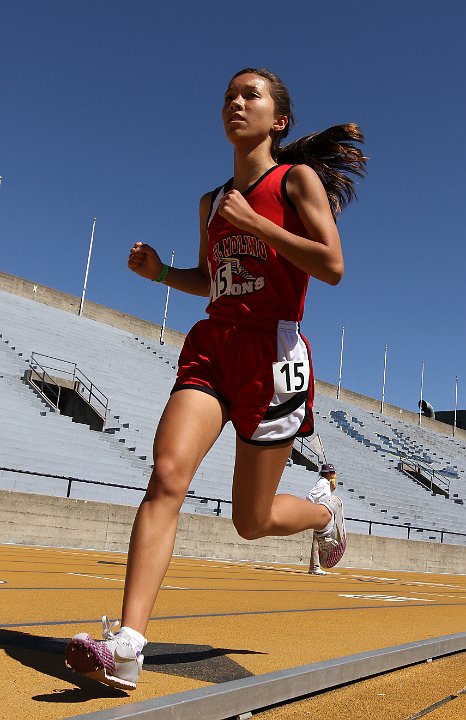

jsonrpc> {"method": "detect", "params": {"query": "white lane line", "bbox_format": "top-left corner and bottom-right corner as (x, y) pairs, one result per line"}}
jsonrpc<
(67, 573), (124, 582)
(393, 591), (466, 600)
(340, 593), (435, 603)
(160, 585), (191, 590)
(67, 573), (190, 589)
(346, 575), (461, 589)
(232, 566), (466, 590)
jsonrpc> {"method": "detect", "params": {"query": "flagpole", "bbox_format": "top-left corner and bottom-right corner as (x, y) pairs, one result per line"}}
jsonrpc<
(419, 361), (424, 426)
(78, 217), (96, 317)
(336, 325), (344, 400)
(160, 250), (175, 345)
(453, 376), (458, 437)
(380, 344), (388, 414)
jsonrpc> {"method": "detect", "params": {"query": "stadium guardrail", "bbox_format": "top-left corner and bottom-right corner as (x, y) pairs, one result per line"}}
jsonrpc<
(1, 466), (466, 544)
(399, 458), (451, 497)
(28, 352), (109, 420)
(27, 360), (62, 410)
(292, 436), (321, 471)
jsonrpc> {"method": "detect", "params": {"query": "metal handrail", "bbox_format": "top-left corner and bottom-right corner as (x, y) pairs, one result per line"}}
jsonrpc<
(28, 361), (61, 410)
(330, 413), (454, 489)
(293, 437), (321, 463)
(344, 516), (465, 542)
(400, 458), (451, 496)
(30, 352), (108, 419)
(1, 466), (465, 542)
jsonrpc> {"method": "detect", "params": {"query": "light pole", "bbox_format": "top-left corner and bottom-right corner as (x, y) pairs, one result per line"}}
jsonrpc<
(336, 325), (345, 400)
(419, 361), (425, 426)
(78, 217), (96, 317)
(337, 325), (345, 400)
(381, 344), (388, 414)
(159, 250), (175, 345)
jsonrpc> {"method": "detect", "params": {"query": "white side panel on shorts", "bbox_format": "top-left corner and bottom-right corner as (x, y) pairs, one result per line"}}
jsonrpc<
(251, 321), (309, 443)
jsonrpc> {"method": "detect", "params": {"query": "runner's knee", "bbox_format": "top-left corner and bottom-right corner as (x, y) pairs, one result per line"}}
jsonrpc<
(232, 513), (269, 540)
(145, 455), (189, 504)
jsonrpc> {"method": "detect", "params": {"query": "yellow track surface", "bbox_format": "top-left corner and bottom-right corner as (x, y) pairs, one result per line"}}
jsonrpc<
(1, 543), (465, 719)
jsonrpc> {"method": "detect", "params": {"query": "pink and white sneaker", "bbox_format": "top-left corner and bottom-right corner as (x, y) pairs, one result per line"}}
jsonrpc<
(315, 495), (347, 569)
(65, 616), (143, 690)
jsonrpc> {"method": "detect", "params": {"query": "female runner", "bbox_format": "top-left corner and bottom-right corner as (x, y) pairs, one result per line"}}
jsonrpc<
(65, 67), (367, 690)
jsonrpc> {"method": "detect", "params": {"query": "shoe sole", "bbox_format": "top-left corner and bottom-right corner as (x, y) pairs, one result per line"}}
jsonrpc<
(322, 531), (346, 569)
(78, 668), (137, 691)
(65, 636), (137, 691)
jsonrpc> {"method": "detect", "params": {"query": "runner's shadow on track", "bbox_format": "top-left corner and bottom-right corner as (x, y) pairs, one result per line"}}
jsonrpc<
(0, 629), (128, 702)
(144, 642), (266, 683)
(0, 629), (266, 700)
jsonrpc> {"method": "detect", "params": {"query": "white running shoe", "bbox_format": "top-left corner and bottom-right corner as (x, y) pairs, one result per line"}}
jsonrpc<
(309, 567), (328, 575)
(315, 495), (347, 569)
(65, 616), (143, 690)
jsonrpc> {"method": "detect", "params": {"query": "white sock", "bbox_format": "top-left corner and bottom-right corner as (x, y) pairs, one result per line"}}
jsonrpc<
(120, 626), (147, 653)
(315, 505), (335, 536)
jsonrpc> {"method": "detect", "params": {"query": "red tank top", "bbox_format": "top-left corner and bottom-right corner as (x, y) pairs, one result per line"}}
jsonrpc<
(206, 164), (310, 324)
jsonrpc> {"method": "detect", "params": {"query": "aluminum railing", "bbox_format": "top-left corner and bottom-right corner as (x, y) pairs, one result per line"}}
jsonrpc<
(29, 352), (108, 420)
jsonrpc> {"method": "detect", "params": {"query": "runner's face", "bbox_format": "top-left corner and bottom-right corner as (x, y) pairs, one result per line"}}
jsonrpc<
(222, 73), (283, 146)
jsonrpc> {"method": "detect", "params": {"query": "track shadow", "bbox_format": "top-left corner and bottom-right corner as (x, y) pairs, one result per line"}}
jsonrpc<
(0, 628), (265, 702)
(144, 642), (265, 683)
(0, 629), (127, 703)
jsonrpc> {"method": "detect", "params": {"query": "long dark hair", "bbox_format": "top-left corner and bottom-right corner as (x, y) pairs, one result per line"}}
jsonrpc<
(231, 68), (367, 219)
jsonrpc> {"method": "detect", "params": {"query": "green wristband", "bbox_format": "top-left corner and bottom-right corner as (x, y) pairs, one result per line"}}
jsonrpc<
(153, 264), (169, 283)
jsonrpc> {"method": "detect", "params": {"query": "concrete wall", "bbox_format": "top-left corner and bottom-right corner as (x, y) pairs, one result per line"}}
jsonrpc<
(1, 490), (465, 574)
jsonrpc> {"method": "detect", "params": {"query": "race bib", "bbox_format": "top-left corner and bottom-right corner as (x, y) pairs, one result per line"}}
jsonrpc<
(273, 360), (310, 394)
(211, 263), (232, 302)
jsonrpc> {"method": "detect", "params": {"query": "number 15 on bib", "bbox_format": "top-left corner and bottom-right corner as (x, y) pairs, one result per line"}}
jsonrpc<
(272, 360), (310, 394)
(211, 263), (233, 302)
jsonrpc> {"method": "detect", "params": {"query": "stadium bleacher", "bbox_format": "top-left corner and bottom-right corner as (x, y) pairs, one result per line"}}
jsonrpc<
(0, 287), (465, 544)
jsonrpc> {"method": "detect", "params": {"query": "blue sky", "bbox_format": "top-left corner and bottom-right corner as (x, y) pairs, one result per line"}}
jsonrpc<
(1, 0), (465, 414)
